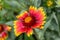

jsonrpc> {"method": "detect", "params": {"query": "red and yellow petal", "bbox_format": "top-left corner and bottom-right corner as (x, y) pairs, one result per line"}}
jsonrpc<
(14, 20), (26, 36)
(14, 21), (21, 36)
(0, 24), (11, 40)
(29, 6), (46, 21)
(39, 26), (44, 29)
(37, 21), (45, 29)
(32, 21), (45, 28)
(29, 6), (37, 15)
(14, 20), (33, 37)
(38, 7), (46, 20)
(5, 26), (11, 31)
(14, 21), (18, 29)
(35, 7), (46, 20)
(2, 32), (8, 39)
(16, 11), (28, 20)
(14, 20), (25, 29)
(31, 7), (46, 29)
(14, 29), (22, 36)
(26, 28), (33, 37)
(0, 37), (5, 40)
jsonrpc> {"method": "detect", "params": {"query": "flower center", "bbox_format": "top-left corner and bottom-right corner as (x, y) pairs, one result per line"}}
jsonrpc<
(0, 25), (4, 33)
(25, 17), (32, 23)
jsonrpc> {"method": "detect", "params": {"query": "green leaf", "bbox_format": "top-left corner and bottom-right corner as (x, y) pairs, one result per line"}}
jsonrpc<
(18, 35), (23, 40)
(55, 37), (60, 40)
(34, 0), (41, 7)
(4, 0), (20, 8)
(48, 12), (59, 34)
(53, 12), (59, 32)
(53, 12), (59, 25)
(34, 29), (44, 40)
(43, 19), (51, 32)
(5, 21), (13, 26)
(0, 9), (7, 16)
(56, 0), (60, 7)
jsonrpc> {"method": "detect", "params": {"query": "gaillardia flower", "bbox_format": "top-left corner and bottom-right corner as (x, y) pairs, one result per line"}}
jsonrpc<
(47, 0), (53, 7)
(0, 24), (11, 40)
(14, 6), (46, 37)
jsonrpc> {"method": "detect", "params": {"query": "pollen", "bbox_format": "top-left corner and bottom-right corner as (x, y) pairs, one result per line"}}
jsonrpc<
(25, 17), (32, 23)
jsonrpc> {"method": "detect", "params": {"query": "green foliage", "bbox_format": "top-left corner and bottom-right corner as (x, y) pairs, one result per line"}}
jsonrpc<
(0, 0), (60, 40)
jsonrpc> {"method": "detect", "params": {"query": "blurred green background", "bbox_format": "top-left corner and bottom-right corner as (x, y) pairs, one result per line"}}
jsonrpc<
(0, 0), (60, 40)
